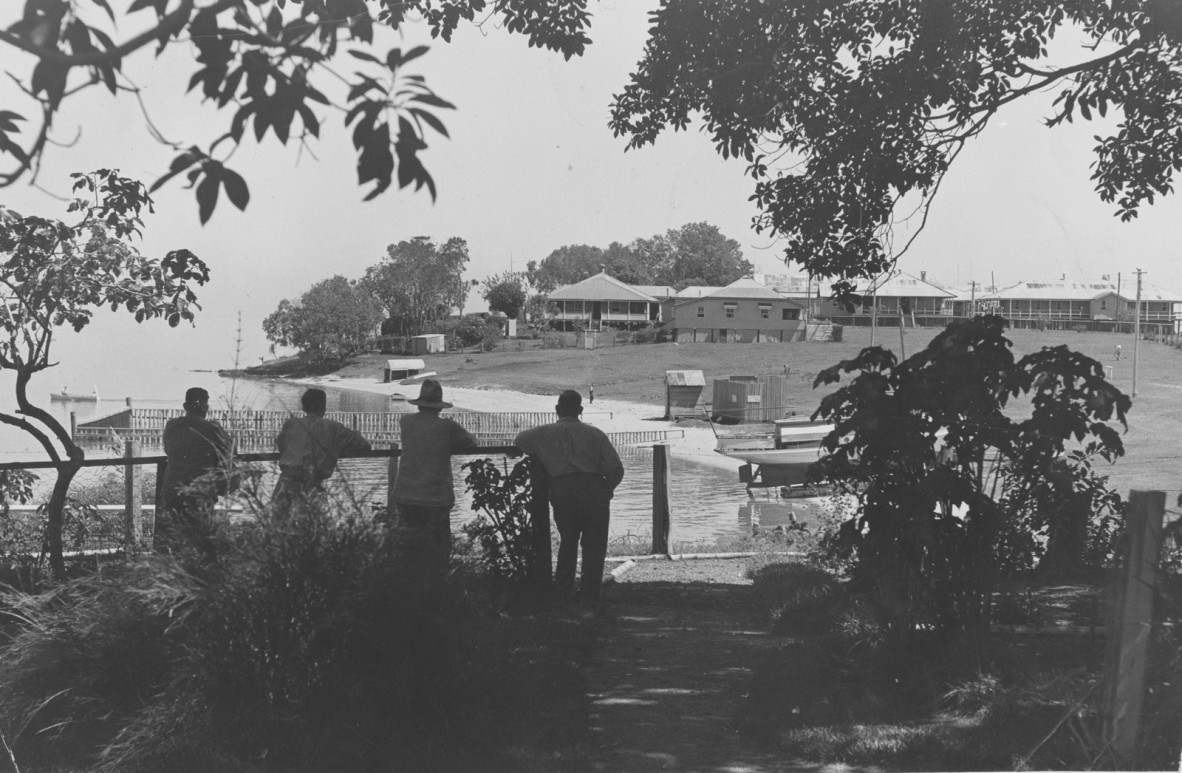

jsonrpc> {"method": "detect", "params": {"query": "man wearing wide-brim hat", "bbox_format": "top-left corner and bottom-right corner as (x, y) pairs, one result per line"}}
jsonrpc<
(391, 379), (478, 569)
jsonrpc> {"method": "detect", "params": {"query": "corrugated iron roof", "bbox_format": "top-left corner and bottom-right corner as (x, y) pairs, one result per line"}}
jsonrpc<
(665, 370), (705, 386)
(548, 272), (658, 302)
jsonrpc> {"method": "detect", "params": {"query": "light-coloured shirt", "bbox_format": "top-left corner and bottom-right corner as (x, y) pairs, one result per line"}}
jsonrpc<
(514, 417), (624, 491)
(392, 411), (479, 507)
(276, 414), (371, 482)
(162, 414), (232, 504)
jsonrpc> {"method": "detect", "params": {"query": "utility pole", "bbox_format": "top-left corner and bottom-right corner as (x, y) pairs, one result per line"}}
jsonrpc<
(1133, 269), (1143, 397)
(870, 276), (880, 346)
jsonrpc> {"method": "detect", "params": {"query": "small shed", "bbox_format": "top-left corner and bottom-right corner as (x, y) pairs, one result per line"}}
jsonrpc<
(384, 358), (426, 383)
(410, 334), (446, 355)
(665, 370), (705, 419)
(712, 374), (790, 422)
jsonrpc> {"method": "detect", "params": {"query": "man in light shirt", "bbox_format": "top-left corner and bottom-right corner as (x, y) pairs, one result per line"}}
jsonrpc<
(514, 390), (623, 602)
(273, 388), (371, 511)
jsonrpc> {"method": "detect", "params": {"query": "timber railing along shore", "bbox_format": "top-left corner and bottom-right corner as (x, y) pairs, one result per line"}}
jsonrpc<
(70, 409), (674, 452)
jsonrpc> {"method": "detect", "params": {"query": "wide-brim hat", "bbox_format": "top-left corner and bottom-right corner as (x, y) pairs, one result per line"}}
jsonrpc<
(408, 379), (452, 409)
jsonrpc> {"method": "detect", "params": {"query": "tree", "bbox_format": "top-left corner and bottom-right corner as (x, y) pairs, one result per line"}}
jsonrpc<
(633, 222), (752, 288)
(610, 1), (1182, 302)
(531, 223), (752, 291)
(526, 244), (603, 294)
(263, 275), (384, 364)
(481, 271), (528, 318)
(0, 170), (209, 577)
(809, 315), (1129, 652)
(0, 1), (591, 222)
(364, 235), (469, 336)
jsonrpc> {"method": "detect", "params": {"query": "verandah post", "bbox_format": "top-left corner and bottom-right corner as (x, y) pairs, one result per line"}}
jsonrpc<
(651, 443), (672, 555)
(1104, 489), (1165, 765)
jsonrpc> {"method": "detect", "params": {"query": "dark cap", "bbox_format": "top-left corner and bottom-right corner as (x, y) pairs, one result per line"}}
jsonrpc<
(184, 387), (209, 404)
(556, 389), (582, 416)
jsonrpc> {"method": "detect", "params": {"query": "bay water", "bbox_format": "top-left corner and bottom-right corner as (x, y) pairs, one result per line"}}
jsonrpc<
(1, 371), (820, 545)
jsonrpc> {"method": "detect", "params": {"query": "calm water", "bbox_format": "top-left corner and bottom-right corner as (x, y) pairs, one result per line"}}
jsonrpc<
(2, 375), (830, 545)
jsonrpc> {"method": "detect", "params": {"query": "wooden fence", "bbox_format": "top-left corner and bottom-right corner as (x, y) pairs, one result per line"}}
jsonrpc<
(74, 411), (679, 452)
(76, 408), (638, 451)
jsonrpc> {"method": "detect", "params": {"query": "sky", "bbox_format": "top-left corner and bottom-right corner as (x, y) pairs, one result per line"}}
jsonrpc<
(1, 1), (1181, 399)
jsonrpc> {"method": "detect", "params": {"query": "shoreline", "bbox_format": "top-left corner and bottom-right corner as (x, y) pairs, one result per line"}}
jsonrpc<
(282, 374), (741, 473)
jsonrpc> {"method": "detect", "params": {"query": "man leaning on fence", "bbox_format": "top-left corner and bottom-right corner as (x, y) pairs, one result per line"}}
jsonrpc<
(391, 380), (478, 571)
(514, 389), (623, 602)
(273, 388), (371, 512)
(159, 387), (234, 557)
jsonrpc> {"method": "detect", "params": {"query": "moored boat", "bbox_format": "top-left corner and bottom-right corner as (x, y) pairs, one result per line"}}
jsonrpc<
(50, 386), (100, 403)
(714, 416), (833, 489)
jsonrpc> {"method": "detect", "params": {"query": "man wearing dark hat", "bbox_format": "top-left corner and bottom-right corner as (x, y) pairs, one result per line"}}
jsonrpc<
(391, 380), (478, 565)
(274, 388), (372, 510)
(514, 390), (623, 602)
(159, 387), (233, 555)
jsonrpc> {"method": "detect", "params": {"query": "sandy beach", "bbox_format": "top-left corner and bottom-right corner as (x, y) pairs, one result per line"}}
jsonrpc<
(286, 375), (742, 473)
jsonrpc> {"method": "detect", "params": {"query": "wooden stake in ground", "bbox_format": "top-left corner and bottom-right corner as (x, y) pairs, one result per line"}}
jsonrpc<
(651, 443), (672, 555)
(1104, 489), (1164, 764)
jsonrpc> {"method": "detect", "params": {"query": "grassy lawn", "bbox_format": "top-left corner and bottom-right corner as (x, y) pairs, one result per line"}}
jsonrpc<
(291, 324), (1182, 498)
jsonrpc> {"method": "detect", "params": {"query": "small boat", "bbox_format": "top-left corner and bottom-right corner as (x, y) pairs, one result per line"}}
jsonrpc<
(50, 386), (100, 403)
(714, 416), (833, 489)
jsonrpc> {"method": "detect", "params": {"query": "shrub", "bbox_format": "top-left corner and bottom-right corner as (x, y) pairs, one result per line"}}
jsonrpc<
(461, 457), (536, 583)
(748, 562), (843, 636)
(0, 500), (585, 772)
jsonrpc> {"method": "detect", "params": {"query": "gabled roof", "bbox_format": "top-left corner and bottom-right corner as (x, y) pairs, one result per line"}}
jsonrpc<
(632, 284), (678, 299)
(674, 277), (804, 306)
(548, 272), (657, 302)
(706, 277), (787, 300)
(866, 271), (955, 299)
(674, 285), (725, 299)
(980, 280), (1182, 303)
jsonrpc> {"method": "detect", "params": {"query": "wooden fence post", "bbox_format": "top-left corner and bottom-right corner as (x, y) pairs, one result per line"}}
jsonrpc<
(1104, 489), (1165, 765)
(652, 443), (672, 555)
(385, 442), (399, 523)
(152, 460), (166, 549)
(525, 456), (552, 587)
(123, 440), (142, 547)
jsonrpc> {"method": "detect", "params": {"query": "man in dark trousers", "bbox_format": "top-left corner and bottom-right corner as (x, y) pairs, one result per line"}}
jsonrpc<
(514, 390), (623, 601)
(273, 388), (371, 511)
(391, 379), (478, 570)
(159, 387), (233, 555)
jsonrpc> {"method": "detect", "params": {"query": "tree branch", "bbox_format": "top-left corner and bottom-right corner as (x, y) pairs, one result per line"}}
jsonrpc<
(0, 0), (195, 69)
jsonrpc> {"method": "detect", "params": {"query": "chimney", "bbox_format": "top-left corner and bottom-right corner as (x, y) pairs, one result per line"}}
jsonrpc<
(920, 271), (926, 281)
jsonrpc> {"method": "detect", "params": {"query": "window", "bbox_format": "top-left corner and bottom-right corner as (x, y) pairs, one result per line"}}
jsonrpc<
(724, 304), (737, 319)
(759, 303), (771, 319)
(696, 306), (704, 318)
(782, 308), (800, 321)
(609, 301), (623, 315)
(1100, 300), (1107, 309)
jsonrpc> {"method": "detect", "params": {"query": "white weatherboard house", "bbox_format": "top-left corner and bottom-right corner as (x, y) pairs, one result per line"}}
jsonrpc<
(546, 272), (662, 331)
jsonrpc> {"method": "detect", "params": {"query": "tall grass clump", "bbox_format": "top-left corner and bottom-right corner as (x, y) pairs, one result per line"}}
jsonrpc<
(0, 499), (587, 772)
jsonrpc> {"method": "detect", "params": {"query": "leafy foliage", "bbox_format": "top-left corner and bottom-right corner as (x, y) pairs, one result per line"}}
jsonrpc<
(528, 222), (754, 292)
(0, 503), (585, 772)
(481, 270), (528, 318)
(810, 316), (1129, 644)
(0, 170), (207, 576)
(363, 235), (470, 336)
(262, 274), (384, 363)
(610, 1), (1182, 302)
(0, 0), (593, 221)
(461, 457), (536, 582)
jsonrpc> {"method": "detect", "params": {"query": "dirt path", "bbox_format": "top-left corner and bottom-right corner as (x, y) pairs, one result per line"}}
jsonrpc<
(583, 561), (821, 772)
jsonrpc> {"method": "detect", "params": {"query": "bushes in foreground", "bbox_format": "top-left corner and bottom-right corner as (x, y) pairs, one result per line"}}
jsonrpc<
(0, 505), (589, 772)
